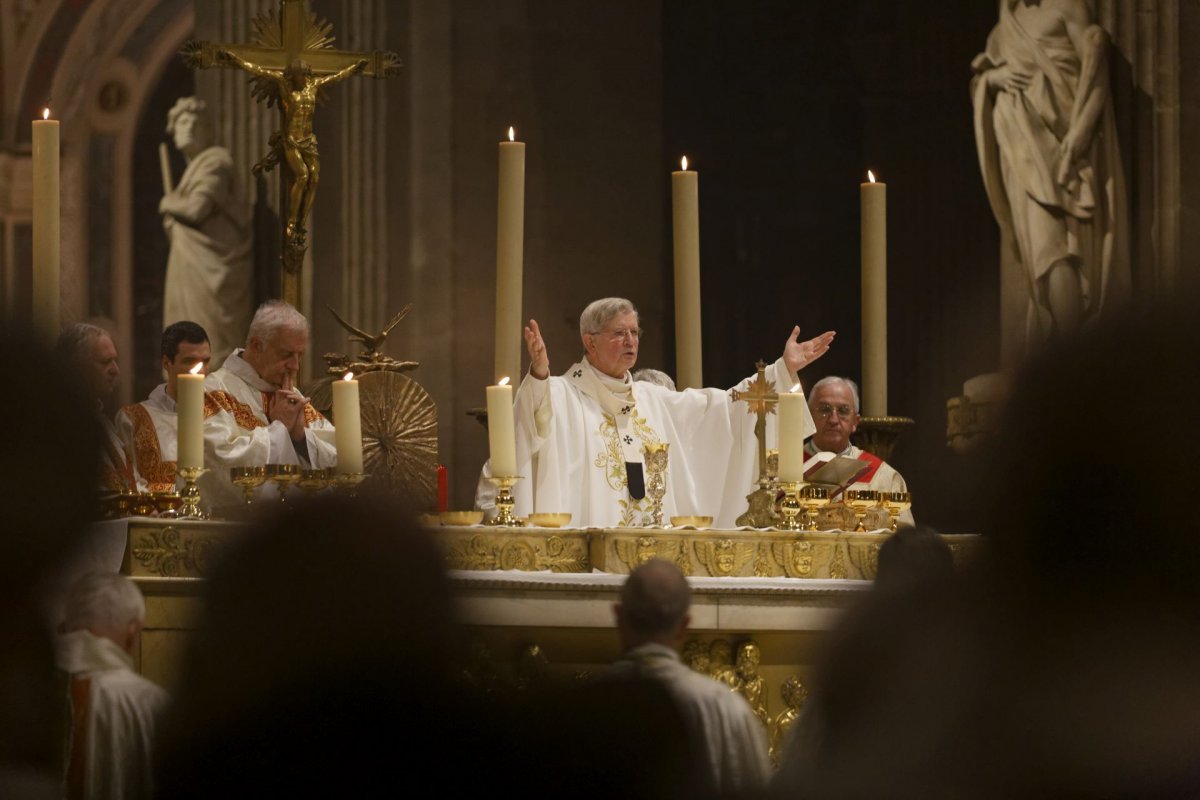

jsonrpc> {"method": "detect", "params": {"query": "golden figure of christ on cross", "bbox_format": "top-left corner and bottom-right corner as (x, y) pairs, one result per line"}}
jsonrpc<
(182, 0), (400, 302)
(731, 360), (779, 484)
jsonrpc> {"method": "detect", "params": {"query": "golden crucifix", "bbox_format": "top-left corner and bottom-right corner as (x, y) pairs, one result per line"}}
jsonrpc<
(732, 360), (783, 527)
(731, 360), (779, 481)
(181, 0), (401, 306)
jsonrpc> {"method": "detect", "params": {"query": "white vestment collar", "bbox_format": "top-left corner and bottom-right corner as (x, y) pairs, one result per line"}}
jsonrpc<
(567, 360), (646, 467)
(55, 630), (134, 675)
(223, 349), (276, 392)
(146, 383), (176, 413)
(806, 439), (853, 458)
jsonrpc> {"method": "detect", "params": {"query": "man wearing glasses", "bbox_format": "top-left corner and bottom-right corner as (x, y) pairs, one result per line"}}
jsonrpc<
(492, 296), (835, 529)
(805, 376), (913, 528)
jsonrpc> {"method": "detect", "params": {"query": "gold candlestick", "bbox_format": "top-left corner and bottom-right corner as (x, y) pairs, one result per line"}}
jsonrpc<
(177, 467), (208, 520)
(643, 442), (669, 528)
(799, 485), (831, 531)
(883, 490), (911, 532)
(486, 475), (522, 527)
(231, 466), (267, 505)
(845, 489), (881, 532)
(777, 482), (804, 531)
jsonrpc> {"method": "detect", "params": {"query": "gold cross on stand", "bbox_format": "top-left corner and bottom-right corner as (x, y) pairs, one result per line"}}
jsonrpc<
(732, 360), (782, 528)
(731, 360), (779, 483)
(182, 0), (401, 308)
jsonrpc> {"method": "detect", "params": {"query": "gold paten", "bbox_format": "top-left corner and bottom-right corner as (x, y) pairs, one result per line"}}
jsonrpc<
(669, 515), (712, 529)
(528, 513), (572, 528)
(180, 0), (401, 294)
(442, 510), (484, 526)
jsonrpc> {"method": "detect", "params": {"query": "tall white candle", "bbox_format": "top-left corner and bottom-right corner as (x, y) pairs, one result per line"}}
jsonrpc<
(176, 364), (205, 471)
(778, 384), (808, 482)
(671, 155), (703, 390)
(32, 109), (59, 341)
(486, 378), (517, 477)
(333, 372), (364, 474)
(861, 170), (887, 417)
(495, 127), (526, 386)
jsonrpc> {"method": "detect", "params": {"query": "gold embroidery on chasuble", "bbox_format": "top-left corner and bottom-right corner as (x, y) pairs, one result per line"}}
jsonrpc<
(594, 410), (662, 527)
(208, 391), (267, 431)
(126, 404), (177, 492)
(302, 403), (324, 426)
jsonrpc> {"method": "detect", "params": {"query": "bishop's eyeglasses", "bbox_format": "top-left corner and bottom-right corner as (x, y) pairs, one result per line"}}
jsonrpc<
(814, 402), (855, 419)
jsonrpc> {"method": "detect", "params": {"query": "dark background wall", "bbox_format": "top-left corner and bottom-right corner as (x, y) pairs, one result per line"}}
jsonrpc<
(662, 1), (1001, 531)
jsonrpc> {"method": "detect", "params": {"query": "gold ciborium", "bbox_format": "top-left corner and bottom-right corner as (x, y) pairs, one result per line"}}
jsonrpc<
(486, 475), (523, 527)
(777, 482), (804, 531)
(883, 491), (912, 532)
(230, 466), (267, 504)
(264, 463), (301, 502)
(844, 489), (881, 532)
(177, 466), (208, 519)
(643, 442), (669, 528)
(799, 485), (831, 531)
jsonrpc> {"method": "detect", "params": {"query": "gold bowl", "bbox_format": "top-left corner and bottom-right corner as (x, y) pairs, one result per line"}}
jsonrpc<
(528, 512), (572, 528)
(440, 510), (485, 526)
(670, 515), (713, 529)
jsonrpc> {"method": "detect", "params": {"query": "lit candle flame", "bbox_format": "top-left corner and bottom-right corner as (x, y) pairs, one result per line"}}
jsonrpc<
(498, 376), (510, 387)
(189, 362), (204, 375)
(42, 108), (50, 120)
(343, 371), (355, 382)
(867, 170), (876, 183)
(681, 155), (688, 171)
(508, 126), (515, 142)
(790, 382), (802, 393)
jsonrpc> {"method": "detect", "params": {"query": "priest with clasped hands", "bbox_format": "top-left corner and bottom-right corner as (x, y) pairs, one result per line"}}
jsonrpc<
(509, 297), (834, 529)
(201, 300), (336, 507)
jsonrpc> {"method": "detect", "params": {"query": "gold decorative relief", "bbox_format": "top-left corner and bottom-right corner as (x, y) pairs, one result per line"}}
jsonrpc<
(614, 536), (683, 571)
(771, 540), (816, 578)
(694, 539), (756, 577)
(445, 532), (588, 573)
(129, 526), (219, 578)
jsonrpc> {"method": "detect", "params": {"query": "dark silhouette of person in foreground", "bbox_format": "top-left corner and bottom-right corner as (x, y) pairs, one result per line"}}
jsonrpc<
(775, 297), (1200, 798)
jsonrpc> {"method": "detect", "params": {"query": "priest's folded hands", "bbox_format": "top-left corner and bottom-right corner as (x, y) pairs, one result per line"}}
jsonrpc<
(499, 297), (834, 529)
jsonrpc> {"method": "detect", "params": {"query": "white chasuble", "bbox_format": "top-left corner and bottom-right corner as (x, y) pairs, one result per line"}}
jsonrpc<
(201, 350), (336, 508)
(115, 385), (180, 493)
(512, 357), (813, 529)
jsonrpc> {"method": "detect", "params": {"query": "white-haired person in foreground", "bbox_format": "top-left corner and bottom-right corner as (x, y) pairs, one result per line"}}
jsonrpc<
(55, 573), (168, 800)
(202, 300), (336, 507)
(486, 297), (833, 528)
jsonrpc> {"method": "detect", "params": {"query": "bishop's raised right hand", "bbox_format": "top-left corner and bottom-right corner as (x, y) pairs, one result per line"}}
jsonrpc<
(525, 319), (549, 380)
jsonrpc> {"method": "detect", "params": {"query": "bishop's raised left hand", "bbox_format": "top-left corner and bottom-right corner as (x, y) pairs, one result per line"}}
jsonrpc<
(783, 327), (835, 374)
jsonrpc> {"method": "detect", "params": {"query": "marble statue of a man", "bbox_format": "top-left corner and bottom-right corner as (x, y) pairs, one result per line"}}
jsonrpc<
(159, 97), (254, 367)
(971, 0), (1129, 353)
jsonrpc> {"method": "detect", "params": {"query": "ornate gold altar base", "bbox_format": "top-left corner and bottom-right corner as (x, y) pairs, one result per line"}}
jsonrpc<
(440, 525), (982, 580)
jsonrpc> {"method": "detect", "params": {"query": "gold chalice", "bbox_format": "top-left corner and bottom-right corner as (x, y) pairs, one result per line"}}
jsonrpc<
(131, 493), (157, 517)
(299, 468), (331, 494)
(844, 489), (881, 532)
(798, 485), (831, 531)
(777, 482), (804, 531)
(152, 491), (183, 518)
(264, 463), (301, 502)
(883, 491), (912, 532)
(230, 466), (267, 504)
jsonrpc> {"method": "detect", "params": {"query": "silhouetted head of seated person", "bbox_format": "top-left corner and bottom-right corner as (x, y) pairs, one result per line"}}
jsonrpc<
(874, 524), (954, 594)
(155, 493), (489, 796)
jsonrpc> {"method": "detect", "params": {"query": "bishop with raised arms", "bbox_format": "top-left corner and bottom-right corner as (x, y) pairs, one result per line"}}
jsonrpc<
(503, 297), (834, 528)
